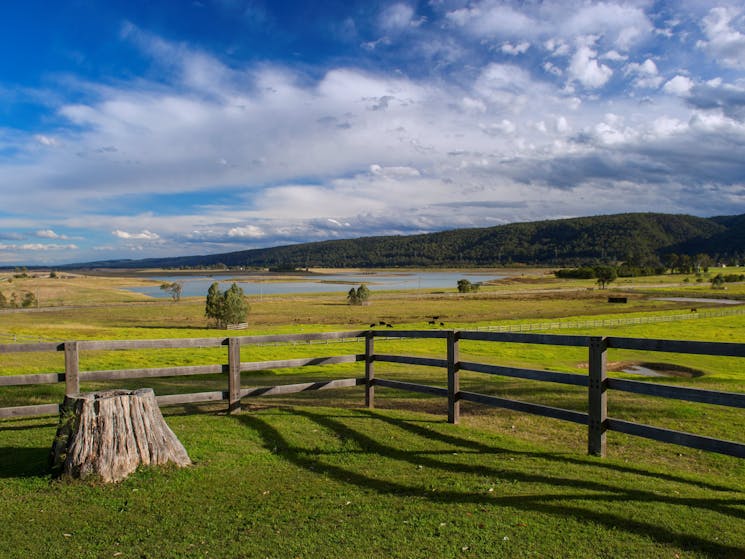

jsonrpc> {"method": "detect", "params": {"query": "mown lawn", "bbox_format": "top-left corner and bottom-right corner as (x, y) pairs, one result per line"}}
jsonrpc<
(2, 404), (744, 559)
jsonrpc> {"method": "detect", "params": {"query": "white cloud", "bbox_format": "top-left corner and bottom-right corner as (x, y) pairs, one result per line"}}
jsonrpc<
(326, 218), (351, 227)
(36, 229), (62, 239)
(481, 119), (517, 135)
(568, 40), (613, 88)
(544, 38), (570, 56)
(461, 96), (487, 113)
(0, 243), (78, 251)
(446, 2), (538, 38)
(698, 6), (745, 69)
(112, 229), (160, 240)
(227, 225), (265, 238)
(663, 75), (694, 96)
(543, 61), (563, 77)
(651, 116), (687, 137)
(564, 2), (652, 51)
(34, 135), (60, 147)
(370, 164), (421, 178)
(501, 41), (530, 55)
(625, 58), (663, 89)
(446, 1), (651, 51)
(601, 50), (627, 62)
(379, 3), (423, 32)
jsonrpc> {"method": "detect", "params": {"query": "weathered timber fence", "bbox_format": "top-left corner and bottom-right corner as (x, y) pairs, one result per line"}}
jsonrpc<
(1, 330), (744, 460)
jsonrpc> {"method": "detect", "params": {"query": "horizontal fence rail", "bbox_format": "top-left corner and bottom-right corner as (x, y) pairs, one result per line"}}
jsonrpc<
(1, 329), (744, 459)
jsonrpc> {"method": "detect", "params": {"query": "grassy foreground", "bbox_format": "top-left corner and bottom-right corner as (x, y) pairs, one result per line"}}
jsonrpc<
(2, 404), (745, 559)
(2, 269), (745, 557)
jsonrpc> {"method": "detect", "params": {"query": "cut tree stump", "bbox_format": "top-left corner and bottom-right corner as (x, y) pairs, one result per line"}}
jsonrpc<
(49, 388), (191, 482)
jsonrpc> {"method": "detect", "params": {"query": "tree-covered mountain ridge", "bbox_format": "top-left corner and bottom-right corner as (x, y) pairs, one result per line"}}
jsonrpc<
(72, 212), (745, 269)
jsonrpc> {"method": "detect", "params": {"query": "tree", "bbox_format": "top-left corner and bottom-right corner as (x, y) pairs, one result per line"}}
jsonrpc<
(21, 292), (37, 308)
(222, 283), (249, 325)
(347, 284), (370, 305)
(356, 284), (370, 303)
(663, 253), (679, 274)
(160, 281), (183, 302)
(711, 273), (725, 289)
(205, 282), (224, 326)
(695, 253), (713, 273)
(204, 282), (249, 328)
(457, 279), (480, 293)
(594, 265), (617, 289)
(678, 254), (693, 274)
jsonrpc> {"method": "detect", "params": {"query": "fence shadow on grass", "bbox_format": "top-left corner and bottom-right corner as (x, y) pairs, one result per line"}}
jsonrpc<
(234, 408), (745, 559)
(356, 408), (738, 493)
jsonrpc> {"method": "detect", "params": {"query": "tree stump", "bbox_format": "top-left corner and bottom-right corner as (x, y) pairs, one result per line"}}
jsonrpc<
(49, 388), (191, 482)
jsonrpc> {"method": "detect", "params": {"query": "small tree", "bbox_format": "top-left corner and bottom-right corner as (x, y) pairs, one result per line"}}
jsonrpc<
(457, 279), (480, 293)
(347, 284), (370, 305)
(222, 283), (249, 325)
(205, 282), (249, 328)
(160, 281), (183, 302)
(21, 292), (37, 308)
(356, 284), (370, 303)
(594, 266), (617, 289)
(711, 273), (725, 289)
(695, 253), (712, 273)
(205, 282), (224, 326)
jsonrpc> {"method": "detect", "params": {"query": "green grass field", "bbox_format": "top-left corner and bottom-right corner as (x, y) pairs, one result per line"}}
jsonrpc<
(2, 269), (745, 558)
(2, 405), (745, 559)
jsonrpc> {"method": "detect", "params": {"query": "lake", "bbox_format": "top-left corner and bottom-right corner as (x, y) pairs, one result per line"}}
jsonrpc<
(128, 271), (503, 298)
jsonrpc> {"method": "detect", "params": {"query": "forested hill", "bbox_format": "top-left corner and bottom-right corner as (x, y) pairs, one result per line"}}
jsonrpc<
(72, 212), (745, 269)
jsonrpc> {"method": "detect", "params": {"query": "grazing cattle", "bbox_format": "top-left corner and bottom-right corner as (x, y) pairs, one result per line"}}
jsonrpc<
(432, 316), (440, 320)
(386, 323), (393, 328)
(439, 322), (445, 327)
(428, 320), (436, 325)
(370, 323), (377, 328)
(379, 321), (386, 326)
(691, 308), (697, 313)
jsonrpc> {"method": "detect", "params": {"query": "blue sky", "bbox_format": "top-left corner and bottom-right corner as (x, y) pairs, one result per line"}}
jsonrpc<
(1, 0), (745, 265)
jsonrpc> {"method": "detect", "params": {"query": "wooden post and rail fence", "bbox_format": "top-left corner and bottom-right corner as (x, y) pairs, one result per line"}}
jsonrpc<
(1, 330), (745, 459)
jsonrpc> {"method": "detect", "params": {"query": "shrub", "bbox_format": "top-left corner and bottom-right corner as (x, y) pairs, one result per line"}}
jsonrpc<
(555, 267), (595, 279)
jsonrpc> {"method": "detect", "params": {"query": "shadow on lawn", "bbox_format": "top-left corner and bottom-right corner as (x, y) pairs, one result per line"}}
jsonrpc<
(235, 408), (745, 559)
(0, 447), (50, 478)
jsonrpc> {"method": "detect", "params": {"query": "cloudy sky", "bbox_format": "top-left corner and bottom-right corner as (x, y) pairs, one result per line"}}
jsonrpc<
(2, 0), (745, 265)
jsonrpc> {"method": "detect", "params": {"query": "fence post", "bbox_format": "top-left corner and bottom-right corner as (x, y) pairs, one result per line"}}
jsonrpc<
(64, 341), (79, 395)
(447, 330), (460, 424)
(228, 337), (241, 414)
(588, 336), (608, 457)
(365, 331), (375, 409)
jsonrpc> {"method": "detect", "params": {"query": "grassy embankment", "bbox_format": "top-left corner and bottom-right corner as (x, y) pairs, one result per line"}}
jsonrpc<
(1, 269), (745, 558)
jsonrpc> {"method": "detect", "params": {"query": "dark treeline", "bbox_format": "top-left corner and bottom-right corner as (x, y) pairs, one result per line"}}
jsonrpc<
(64, 212), (745, 270)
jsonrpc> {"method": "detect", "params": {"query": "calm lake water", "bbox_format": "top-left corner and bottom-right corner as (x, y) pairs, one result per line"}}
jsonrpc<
(129, 271), (503, 298)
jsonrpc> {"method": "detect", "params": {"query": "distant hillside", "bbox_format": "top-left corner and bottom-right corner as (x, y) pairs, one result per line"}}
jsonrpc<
(68, 212), (744, 270)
